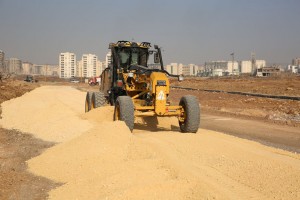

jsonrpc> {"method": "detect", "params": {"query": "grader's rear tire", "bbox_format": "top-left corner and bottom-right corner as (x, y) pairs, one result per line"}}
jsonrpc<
(179, 95), (200, 133)
(85, 92), (93, 112)
(114, 96), (134, 131)
(92, 92), (106, 109)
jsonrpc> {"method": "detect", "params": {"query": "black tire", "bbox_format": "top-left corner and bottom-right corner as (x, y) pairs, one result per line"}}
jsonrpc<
(114, 96), (134, 131)
(92, 92), (106, 109)
(85, 91), (93, 112)
(179, 95), (200, 133)
(109, 92), (115, 106)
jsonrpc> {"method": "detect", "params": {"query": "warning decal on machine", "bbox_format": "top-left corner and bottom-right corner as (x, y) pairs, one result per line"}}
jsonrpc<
(157, 90), (165, 100)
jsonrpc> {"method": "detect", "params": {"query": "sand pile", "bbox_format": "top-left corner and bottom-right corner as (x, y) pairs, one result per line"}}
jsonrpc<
(82, 106), (114, 123)
(0, 86), (92, 142)
(3, 86), (300, 199)
(27, 118), (199, 199)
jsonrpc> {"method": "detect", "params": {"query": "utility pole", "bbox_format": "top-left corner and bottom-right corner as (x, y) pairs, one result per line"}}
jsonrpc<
(231, 52), (234, 76)
(251, 52), (256, 76)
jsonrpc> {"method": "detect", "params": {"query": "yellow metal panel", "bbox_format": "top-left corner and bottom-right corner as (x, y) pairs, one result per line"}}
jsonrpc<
(155, 85), (167, 115)
(150, 72), (169, 95)
(135, 106), (154, 110)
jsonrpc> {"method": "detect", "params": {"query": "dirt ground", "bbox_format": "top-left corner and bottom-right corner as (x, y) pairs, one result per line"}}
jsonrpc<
(1, 77), (300, 199)
(0, 85), (300, 199)
(0, 129), (59, 199)
(171, 75), (300, 96)
(170, 76), (300, 127)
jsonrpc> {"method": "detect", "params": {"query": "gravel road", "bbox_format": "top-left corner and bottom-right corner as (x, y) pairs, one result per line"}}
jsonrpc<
(1, 86), (300, 199)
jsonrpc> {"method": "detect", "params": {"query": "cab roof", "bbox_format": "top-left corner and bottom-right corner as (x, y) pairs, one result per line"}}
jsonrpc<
(109, 41), (151, 49)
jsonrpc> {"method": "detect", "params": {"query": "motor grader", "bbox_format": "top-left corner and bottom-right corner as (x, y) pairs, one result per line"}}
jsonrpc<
(85, 41), (200, 133)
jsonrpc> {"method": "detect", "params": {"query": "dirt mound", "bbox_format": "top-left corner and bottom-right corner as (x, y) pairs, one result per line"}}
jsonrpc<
(0, 80), (38, 118)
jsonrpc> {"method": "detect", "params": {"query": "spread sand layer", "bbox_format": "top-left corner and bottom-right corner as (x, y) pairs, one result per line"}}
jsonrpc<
(1, 86), (300, 199)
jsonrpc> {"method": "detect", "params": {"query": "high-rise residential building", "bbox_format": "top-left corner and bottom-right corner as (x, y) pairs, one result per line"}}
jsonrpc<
(77, 54), (103, 78)
(96, 60), (104, 76)
(76, 60), (82, 77)
(0, 50), (5, 72)
(105, 51), (112, 68)
(79, 54), (98, 78)
(7, 58), (22, 74)
(59, 52), (76, 78)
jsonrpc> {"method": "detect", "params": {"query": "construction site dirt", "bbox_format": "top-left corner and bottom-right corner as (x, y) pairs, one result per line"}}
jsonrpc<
(0, 77), (300, 199)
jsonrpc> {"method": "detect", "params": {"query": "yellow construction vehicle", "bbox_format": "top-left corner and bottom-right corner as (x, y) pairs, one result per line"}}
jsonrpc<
(85, 41), (200, 133)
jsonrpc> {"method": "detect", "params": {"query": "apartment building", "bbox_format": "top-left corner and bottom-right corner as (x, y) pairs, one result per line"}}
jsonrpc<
(77, 54), (103, 78)
(59, 52), (76, 78)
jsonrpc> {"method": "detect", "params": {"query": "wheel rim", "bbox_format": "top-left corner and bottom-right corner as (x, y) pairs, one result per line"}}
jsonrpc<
(91, 99), (95, 109)
(114, 104), (120, 121)
(85, 99), (89, 112)
(179, 104), (187, 129)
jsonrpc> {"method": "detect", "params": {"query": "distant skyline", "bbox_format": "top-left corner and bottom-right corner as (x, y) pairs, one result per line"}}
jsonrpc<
(0, 0), (299, 65)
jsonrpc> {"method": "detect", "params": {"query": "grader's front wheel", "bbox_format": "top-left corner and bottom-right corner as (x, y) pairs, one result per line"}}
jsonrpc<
(114, 96), (134, 132)
(179, 95), (200, 133)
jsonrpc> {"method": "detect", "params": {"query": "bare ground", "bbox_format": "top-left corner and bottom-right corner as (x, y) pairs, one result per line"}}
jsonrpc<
(169, 76), (300, 127)
(0, 129), (59, 199)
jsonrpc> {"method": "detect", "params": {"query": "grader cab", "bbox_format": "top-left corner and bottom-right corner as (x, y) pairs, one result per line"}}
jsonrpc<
(85, 41), (200, 133)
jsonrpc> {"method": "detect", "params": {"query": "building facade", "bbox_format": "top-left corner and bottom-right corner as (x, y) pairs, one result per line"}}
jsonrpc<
(96, 60), (104, 76)
(7, 58), (22, 74)
(256, 60), (266, 69)
(59, 52), (76, 78)
(204, 61), (238, 76)
(0, 50), (5, 72)
(77, 54), (103, 78)
(292, 58), (300, 66)
(22, 62), (33, 74)
(166, 63), (200, 76)
(42, 65), (59, 76)
(81, 54), (98, 78)
(240, 60), (252, 73)
(105, 52), (112, 68)
(240, 60), (266, 74)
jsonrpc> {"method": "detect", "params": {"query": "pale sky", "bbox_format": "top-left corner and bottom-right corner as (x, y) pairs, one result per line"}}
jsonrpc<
(0, 0), (299, 65)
